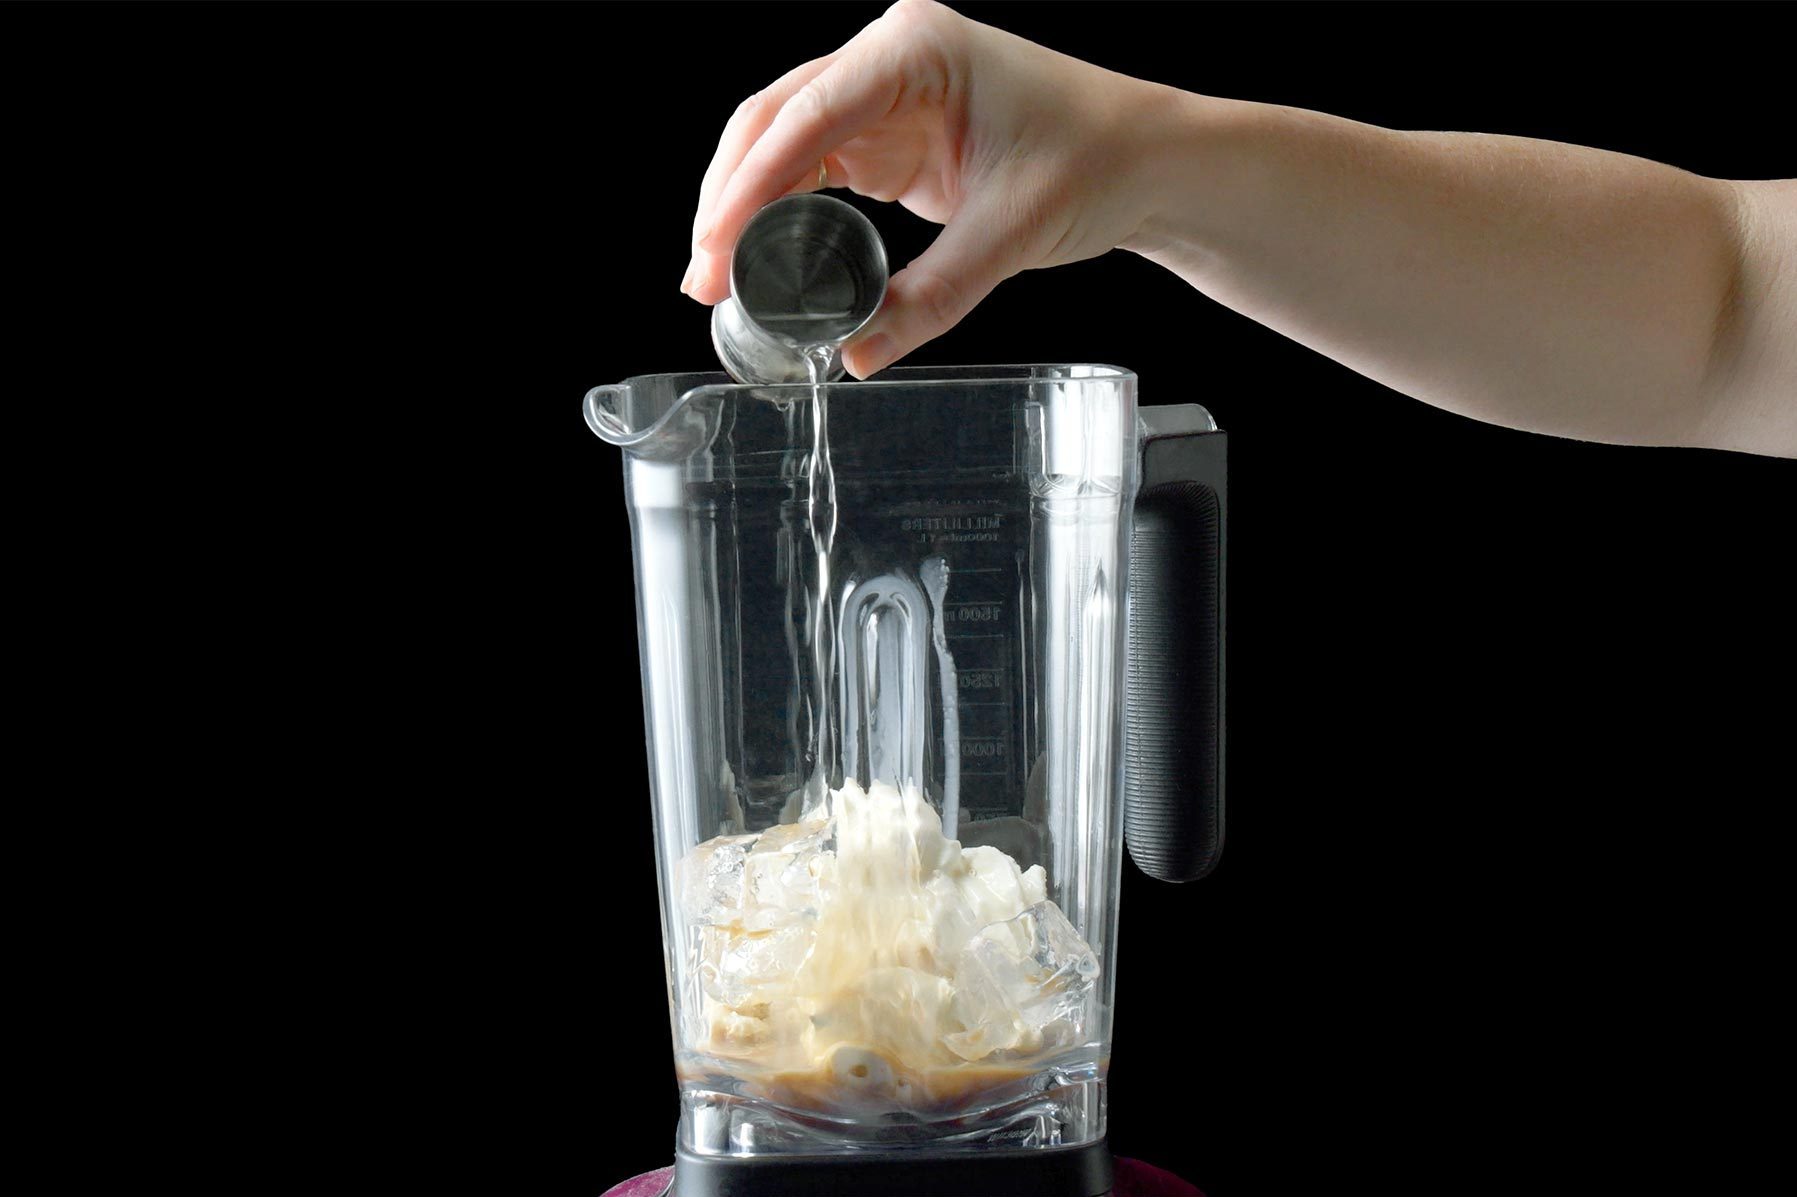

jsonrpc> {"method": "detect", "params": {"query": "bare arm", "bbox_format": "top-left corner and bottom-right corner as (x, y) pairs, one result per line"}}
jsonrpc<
(684, 0), (1796, 457)
(1118, 90), (1797, 456)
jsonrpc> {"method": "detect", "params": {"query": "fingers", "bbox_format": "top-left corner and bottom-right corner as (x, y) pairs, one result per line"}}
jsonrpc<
(697, 56), (902, 257)
(686, 10), (938, 304)
(683, 55), (835, 298)
(842, 192), (1030, 378)
(782, 153), (842, 198)
(693, 58), (834, 240)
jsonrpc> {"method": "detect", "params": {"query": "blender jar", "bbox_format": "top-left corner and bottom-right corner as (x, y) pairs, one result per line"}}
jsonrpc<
(585, 364), (1224, 1171)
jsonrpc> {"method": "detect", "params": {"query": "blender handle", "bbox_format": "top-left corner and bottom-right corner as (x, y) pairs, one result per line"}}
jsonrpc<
(1126, 405), (1226, 882)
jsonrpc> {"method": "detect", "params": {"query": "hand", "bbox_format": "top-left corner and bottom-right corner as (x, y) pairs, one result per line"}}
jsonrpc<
(681, 0), (1159, 377)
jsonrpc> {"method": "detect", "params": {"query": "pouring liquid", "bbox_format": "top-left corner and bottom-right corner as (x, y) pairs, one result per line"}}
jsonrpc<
(803, 343), (839, 810)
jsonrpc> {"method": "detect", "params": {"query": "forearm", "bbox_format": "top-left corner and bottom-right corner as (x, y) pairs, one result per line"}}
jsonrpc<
(1120, 87), (1795, 456)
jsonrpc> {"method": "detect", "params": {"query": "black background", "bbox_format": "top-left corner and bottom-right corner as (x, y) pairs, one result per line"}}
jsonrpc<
(13, 2), (1793, 1195)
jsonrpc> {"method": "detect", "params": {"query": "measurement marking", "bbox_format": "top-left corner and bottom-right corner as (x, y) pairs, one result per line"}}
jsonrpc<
(959, 770), (1010, 777)
(947, 633), (1006, 640)
(956, 701), (1009, 708)
(945, 600), (1005, 606)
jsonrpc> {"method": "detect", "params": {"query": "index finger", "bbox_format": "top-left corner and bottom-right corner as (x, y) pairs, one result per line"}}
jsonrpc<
(690, 54), (837, 255)
(694, 40), (909, 259)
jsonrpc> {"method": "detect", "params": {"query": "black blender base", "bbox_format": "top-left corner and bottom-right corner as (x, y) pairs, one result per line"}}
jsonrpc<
(669, 1139), (1113, 1197)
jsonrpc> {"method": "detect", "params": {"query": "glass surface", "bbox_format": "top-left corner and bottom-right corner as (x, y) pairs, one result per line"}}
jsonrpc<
(587, 365), (1139, 1155)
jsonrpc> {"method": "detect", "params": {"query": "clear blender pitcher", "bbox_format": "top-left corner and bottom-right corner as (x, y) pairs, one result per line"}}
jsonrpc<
(585, 364), (1225, 1197)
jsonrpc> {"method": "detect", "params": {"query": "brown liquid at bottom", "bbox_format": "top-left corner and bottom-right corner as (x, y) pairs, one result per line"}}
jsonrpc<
(677, 1052), (1108, 1118)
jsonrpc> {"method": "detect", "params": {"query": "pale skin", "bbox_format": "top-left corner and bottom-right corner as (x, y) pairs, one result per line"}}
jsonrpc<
(681, 1), (1795, 459)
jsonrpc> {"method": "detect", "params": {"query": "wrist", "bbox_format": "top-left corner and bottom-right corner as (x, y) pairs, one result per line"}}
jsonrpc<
(1117, 86), (1278, 279)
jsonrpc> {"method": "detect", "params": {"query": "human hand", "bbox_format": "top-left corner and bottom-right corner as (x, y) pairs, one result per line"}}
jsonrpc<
(680, 0), (1161, 377)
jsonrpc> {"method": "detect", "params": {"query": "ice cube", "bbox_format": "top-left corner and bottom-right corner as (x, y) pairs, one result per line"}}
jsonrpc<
(678, 833), (754, 926)
(713, 922), (814, 1006)
(697, 916), (812, 999)
(740, 818), (831, 931)
(944, 937), (1027, 1061)
(944, 902), (1098, 1061)
(752, 814), (829, 856)
(1013, 901), (1098, 1049)
(1024, 902), (1098, 981)
(697, 924), (736, 1004)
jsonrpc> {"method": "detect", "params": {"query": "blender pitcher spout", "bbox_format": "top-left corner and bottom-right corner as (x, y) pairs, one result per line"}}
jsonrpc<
(583, 383), (638, 446)
(583, 374), (728, 462)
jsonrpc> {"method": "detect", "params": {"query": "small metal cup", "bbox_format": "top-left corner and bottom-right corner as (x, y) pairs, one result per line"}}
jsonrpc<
(710, 193), (888, 384)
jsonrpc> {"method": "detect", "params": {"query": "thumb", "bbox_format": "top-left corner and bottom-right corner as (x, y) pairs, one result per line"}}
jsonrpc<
(843, 194), (1029, 378)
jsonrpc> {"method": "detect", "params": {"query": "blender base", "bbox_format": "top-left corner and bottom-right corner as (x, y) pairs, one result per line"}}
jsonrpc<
(601, 1141), (1203, 1197)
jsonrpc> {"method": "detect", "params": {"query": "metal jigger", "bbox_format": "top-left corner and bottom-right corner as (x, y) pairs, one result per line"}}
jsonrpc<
(710, 193), (889, 384)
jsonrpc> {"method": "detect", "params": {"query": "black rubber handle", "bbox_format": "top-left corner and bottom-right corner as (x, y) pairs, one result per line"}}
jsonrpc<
(1125, 407), (1226, 882)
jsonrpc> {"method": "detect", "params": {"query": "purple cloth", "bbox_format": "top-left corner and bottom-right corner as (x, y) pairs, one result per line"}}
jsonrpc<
(600, 1158), (1200, 1197)
(1113, 1156), (1204, 1197)
(601, 1165), (673, 1197)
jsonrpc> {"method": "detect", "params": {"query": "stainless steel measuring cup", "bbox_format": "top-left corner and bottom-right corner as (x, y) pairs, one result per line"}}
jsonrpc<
(710, 193), (889, 384)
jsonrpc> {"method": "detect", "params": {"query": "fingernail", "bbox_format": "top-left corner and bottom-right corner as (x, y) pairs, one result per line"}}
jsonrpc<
(851, 334), (895, 378)
(680, 262), (694, 294)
